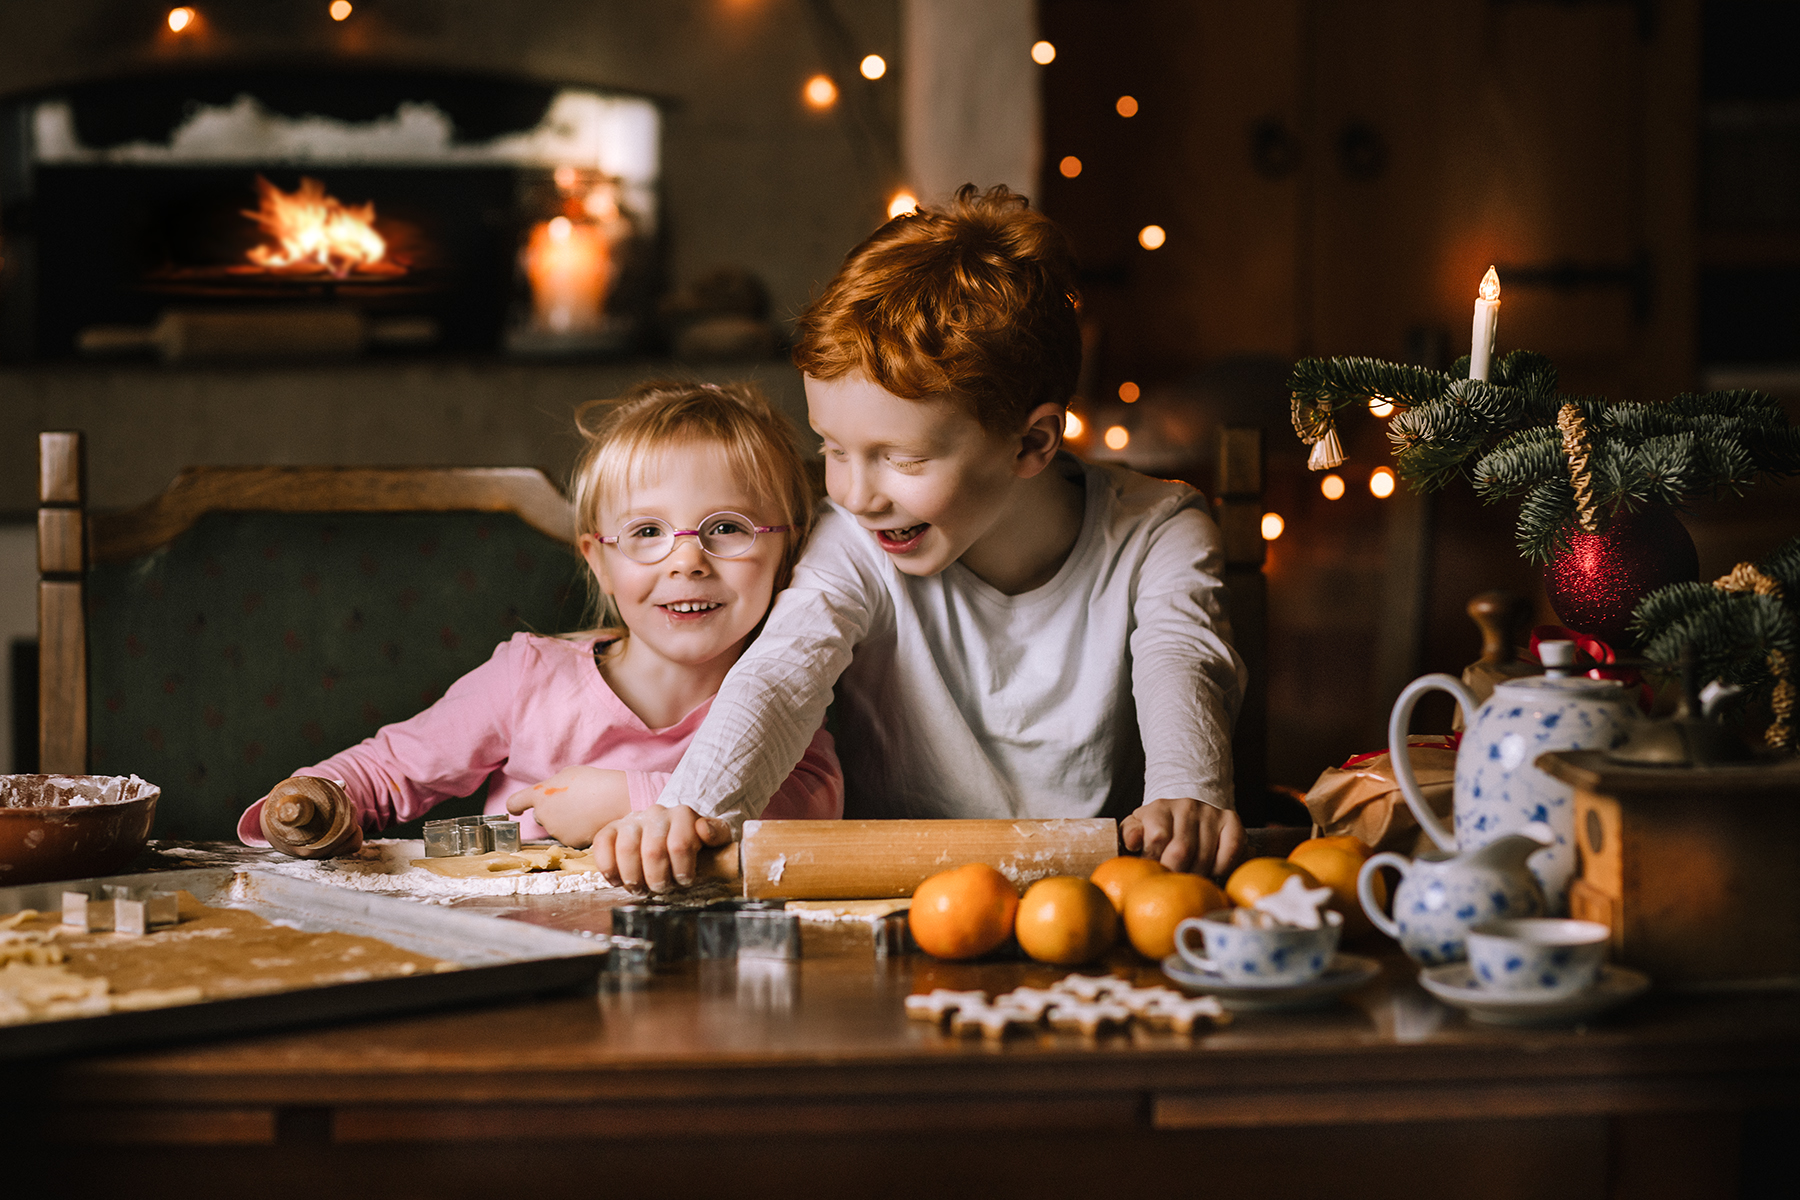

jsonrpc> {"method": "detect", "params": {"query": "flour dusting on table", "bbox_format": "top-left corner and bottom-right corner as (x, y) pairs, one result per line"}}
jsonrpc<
(251, 840), (634, 904)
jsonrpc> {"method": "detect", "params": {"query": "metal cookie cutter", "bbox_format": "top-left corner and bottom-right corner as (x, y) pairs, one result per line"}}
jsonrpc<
(697, 899), (784, 959)
(611, 903), (697, 970)
(735, 907), (802, 961)
(62, 886), (181, 936)
(603, 935), (655, 983)
(874, 910), (915, 960)
(423, 813), (522, 857)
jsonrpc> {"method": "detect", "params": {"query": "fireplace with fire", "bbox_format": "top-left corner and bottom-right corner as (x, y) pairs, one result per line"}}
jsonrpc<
(0, 68), (662, 361)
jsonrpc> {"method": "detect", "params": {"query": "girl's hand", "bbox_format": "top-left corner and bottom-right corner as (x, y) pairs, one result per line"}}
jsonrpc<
(507, 766), (631, 848)
(589, 804), (735, 893)
(1121, 798), (1244, 878)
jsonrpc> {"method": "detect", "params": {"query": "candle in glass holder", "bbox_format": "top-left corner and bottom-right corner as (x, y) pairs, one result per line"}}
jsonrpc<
(1469, 266), (1501, 381)
(526, 216), (609, 333)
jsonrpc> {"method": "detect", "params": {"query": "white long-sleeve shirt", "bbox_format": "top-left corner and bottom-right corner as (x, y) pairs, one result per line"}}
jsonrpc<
(658, 455), (1246, 827)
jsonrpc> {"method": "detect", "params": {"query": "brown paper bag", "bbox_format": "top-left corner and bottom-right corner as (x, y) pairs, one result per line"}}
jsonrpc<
(1303, 740), (1458, 856)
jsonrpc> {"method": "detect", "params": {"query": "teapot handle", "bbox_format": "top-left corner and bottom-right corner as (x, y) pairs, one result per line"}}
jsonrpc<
(1388, 673), (1477, 852)
(1358, 852), (1409, 940)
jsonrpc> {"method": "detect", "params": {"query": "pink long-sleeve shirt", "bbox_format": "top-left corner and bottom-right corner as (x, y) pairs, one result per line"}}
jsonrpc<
(236, 632), (843, 844)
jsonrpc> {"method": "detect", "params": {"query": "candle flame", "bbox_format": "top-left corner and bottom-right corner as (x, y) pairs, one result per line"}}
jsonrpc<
(1479, 266), (1500, 302)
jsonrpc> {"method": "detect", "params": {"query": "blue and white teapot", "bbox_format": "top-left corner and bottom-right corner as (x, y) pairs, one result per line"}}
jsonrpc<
(1387, 641), (1636, 914)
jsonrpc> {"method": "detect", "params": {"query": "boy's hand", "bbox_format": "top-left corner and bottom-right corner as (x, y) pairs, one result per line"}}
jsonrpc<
(507, 766), (631, 848)
(1121, 798), (1244, 878)
(589, 804), (736, 893)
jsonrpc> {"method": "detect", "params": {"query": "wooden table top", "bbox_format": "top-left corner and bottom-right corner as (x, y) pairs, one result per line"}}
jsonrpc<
(38, 865), (1800, 1134)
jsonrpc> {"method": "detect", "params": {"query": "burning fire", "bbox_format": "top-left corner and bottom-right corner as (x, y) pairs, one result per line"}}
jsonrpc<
(242, 175), (395, 278)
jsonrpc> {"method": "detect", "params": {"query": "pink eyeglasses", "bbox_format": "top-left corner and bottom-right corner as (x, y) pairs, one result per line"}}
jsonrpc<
(598, 511), (791, 564)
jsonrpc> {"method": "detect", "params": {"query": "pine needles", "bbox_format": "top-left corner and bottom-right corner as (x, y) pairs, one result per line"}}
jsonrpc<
(1288, 350), (1799, 563)
(1631, 537), (1800, 748)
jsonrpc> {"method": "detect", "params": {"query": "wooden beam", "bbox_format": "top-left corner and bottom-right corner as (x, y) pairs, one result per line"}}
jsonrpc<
(89, 466), (573, 563)
(38, 431), (87, 774)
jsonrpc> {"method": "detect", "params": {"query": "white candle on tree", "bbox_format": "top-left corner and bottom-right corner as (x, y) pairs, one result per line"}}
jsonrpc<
(1469, 266), (1501, 381)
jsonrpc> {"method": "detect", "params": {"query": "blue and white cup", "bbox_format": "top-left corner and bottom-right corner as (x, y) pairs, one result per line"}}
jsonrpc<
(1175, 909), (1343, 985)
(1465, 918), (1610, 995)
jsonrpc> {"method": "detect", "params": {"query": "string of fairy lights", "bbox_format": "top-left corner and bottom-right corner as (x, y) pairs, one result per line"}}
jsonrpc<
(164, 3), (355, 33)
(1031, 32), (1402, 545)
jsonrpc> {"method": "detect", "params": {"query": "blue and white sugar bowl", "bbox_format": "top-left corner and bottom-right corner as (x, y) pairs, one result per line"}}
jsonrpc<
(1386, 640), (1636, 914)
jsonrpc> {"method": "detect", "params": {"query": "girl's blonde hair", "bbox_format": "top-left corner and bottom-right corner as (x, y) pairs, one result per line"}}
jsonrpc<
(570, 380), (817, 631)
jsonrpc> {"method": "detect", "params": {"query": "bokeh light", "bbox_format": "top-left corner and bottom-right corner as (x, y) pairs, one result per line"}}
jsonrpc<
(1320, 473), (1346, 500)
(1138, 225), (1166, 250)
(1369, 467), (1397, 498)
(167, 7), (196, 32)
(1059, 156), (1082, 178)
(804, 75), (839, 109)
(1031, 41), (1057, 64)
(1103, 425), (1130, 451)
(1116, 96), (1139, 118)
(860, 54), (887, 80)
(1369, 395), (1395, 418)
(329, 0), (352, 20)
(1261, 513), (1285, 540)
(887, 191), (918, 219)
(1064, 411), (1085, 439)
(1118, 381), (1139, 403)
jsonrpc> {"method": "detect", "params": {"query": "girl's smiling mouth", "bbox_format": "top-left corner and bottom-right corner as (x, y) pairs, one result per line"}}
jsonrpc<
(658, 600), (723, 618)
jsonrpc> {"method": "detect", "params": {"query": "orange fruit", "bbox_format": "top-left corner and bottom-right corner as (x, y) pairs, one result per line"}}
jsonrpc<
(1290, 834), (1372, 862)
(1225, 857), (1320, 909)
(1090, 855), (1168, 914)
(1014, 876), (1119, 966)
(1289, 842), (1385, 936)
(1121, 872), (1228, 960)
(908, 863), (1020, 960)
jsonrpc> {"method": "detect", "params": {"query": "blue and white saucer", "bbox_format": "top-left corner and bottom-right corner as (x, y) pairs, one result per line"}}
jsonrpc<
(1418, 962), (1650, 1027)
(1161, 953), (1382, 1012)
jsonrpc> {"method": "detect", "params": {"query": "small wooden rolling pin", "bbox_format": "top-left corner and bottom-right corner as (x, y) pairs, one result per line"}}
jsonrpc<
(695, 818), (1121, 900)
(260, 777), (364, 859)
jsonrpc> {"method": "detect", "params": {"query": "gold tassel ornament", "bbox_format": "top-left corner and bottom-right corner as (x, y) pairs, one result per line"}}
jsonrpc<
(1557, 403), (1600, 534)
(1713, 562), (1795, 752)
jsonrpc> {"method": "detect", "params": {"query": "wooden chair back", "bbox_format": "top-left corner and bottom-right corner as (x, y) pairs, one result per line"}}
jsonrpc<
(38, 432), (586, 840)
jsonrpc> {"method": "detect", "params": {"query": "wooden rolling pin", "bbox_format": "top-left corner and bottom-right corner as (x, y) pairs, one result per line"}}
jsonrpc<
(260, 776), (364, 859)
(695, 818), (1121, 900)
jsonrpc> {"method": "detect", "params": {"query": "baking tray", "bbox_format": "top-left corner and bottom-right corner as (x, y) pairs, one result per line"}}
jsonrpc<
(0, 867), (609, 1060)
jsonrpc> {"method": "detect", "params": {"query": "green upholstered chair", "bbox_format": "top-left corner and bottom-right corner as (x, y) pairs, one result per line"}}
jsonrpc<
(37, 432), (587, 841)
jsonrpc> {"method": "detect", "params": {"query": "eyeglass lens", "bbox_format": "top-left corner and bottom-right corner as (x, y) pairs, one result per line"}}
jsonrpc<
(615, 513), (759, 563)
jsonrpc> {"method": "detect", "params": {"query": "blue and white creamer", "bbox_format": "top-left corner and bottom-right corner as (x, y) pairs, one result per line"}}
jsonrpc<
(1357, 830), (1548, 965)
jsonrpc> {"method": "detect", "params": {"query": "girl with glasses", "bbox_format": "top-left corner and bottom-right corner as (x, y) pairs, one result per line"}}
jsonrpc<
(240, 381), (842, 859)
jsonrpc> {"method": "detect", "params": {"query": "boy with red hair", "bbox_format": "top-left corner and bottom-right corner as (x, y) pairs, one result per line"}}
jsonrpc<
(594, 185), (1246, 890)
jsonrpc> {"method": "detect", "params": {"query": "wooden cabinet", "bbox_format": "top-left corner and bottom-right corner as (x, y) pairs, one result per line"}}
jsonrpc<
(1042, 0), (1698, 398)
(1040, 0), (1705, 778)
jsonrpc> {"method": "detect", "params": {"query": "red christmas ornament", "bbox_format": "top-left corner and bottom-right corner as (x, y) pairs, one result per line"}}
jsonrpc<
(1544, 507), (1698, 651)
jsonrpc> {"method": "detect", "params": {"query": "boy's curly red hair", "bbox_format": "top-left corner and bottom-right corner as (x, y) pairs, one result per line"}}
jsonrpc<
(791, 184), (1082, 434)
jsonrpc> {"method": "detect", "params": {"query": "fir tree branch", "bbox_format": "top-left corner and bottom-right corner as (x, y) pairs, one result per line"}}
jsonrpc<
(1515, 478), (1576, 561)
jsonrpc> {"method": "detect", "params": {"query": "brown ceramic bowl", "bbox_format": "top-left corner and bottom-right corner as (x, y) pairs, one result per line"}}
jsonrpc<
(0, 774), (160, 887)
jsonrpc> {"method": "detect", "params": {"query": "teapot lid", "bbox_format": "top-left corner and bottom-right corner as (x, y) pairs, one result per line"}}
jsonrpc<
(1494, 639), (1626, 696)
(1496, 674), (1626, 696)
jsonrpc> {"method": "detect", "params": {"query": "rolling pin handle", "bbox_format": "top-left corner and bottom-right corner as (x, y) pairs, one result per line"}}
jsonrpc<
(272, 793), (316, 829)
(261, 776), (363, 859)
